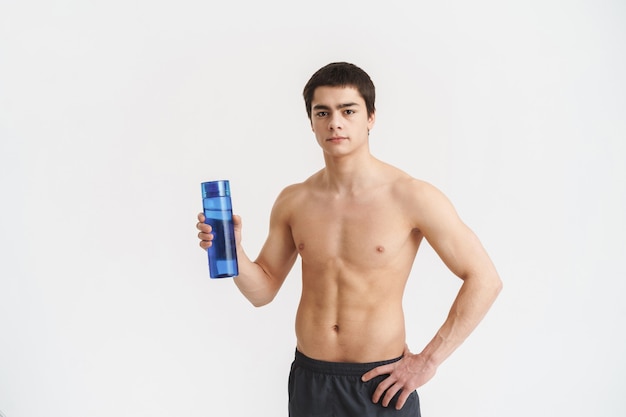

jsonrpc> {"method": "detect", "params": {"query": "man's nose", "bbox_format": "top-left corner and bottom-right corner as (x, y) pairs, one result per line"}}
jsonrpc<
(328, 113), (343, 130)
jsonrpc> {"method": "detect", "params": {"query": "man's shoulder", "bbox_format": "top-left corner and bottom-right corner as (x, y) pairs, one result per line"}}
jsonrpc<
(273, 176), (317, 206)
(268, 178), (317, 222)
(278, 170), (323, 195)
(276, 183), (306, 201)
(389, 173), (451, 213)
(390, 171), (437, 195)
(379, 162), (431, 189)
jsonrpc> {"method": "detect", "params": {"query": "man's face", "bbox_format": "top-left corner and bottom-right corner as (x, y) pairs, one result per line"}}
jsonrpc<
(309, 86), (375, 156)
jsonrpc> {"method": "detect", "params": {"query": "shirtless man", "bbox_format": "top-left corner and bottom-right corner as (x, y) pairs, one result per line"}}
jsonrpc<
(196, 62), (502, 416)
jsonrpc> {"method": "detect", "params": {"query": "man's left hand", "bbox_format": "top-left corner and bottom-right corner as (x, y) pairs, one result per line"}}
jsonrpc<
(361, 345), (437, 410)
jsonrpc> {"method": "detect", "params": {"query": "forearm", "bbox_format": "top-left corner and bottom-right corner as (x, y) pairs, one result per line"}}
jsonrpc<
(420, 271), (502, 368)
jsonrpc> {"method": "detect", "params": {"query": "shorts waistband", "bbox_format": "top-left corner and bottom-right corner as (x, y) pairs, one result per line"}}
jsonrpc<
(293, 349), (403, 377)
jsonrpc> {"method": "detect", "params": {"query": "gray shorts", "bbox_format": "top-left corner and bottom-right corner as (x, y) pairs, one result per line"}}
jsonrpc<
(288, 349), (421, 417)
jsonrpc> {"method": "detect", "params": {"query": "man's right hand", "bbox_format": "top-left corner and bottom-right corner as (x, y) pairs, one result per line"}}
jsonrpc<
(196, 213), (214, 250)
(196, 212), (243, 250)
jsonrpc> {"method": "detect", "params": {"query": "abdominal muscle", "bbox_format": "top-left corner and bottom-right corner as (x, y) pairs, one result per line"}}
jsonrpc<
(294, 266), (408, 363)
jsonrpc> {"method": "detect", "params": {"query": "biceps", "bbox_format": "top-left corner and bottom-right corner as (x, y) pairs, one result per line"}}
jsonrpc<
(255, 226), (298, 283)
(427, 222), (490, 279)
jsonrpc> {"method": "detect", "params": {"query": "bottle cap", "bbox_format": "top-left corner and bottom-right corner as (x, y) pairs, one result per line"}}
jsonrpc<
(201, 180), (231, 198)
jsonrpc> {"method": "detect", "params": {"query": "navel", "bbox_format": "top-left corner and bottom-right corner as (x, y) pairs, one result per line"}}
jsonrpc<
(332, 324), (339, 332)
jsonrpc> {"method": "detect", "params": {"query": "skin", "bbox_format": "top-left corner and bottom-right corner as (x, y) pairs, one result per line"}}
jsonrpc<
(197, 86), (502, 410)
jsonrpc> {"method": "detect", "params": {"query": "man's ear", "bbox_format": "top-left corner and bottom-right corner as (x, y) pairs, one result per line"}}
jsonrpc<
(368, 111), (376, 130)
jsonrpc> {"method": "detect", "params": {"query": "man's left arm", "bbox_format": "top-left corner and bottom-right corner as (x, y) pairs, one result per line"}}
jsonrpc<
(362, 181), (503, 409)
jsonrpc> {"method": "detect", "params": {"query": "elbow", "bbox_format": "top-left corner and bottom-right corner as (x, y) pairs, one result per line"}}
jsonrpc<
(250, 298), (271, 308)
(248, 292), (278, 308)
(490, 274), (503, 299)
(463, 270), (503, 300)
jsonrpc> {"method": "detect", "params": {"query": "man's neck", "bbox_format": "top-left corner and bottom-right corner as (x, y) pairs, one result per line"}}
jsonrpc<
(321, 151), (382, 196)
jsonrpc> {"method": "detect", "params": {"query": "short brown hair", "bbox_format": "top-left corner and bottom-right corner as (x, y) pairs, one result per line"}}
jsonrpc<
(302, 62), (376, 120)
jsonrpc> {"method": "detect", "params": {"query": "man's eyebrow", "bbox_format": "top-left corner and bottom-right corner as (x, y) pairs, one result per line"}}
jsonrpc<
(312, 102), (360, 110)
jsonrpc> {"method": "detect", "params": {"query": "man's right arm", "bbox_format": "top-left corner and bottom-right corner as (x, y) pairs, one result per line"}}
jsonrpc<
(197, 187), (298, 307)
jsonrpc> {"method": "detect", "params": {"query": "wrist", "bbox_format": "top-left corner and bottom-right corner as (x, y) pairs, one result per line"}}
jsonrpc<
(418, 332), (456, 368)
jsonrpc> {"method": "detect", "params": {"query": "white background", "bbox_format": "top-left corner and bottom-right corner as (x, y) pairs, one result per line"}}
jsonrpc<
(1, 1), (625, 416)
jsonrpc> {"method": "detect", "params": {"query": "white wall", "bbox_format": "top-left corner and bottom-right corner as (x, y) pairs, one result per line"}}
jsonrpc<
(1, 1), (624, 416)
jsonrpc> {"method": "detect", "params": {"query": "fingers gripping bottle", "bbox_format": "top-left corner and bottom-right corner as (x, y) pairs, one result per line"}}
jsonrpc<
(201, 180), (239, 278)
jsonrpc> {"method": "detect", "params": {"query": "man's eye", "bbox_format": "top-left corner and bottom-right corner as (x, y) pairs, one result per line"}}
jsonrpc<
(344, 109), (355, 115)
(316, 112), (328, 117)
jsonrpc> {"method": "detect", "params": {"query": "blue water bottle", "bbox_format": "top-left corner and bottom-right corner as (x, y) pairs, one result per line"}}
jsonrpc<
(201, 180), (239, 278)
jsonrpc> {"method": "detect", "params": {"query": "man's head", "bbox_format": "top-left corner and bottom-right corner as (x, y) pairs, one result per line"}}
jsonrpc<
(303, 62), (376, 120)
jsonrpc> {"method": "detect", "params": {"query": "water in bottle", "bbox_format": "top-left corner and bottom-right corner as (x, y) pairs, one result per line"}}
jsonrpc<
(201, 180), (238, 278)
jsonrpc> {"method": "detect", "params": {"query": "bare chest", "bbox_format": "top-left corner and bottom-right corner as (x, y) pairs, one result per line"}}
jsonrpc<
(290, 197), (418, 268)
